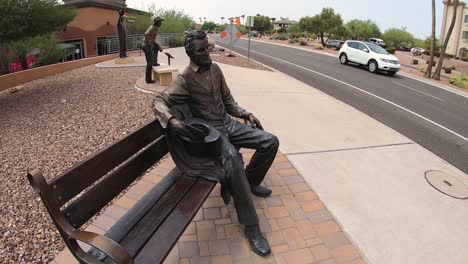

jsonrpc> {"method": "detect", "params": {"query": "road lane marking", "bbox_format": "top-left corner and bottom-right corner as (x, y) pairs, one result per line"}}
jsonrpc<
(392, 81), (445, 102)
(216, 40), (468, 142)
(218, 37), (468, 99)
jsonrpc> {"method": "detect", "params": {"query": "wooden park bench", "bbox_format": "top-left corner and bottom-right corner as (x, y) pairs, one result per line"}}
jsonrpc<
(27, 119), (217, 263)
(153, 65), (178, 86)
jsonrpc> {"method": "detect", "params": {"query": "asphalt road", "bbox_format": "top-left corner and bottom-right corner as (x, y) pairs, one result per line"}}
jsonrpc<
(213, 36), (468, 174)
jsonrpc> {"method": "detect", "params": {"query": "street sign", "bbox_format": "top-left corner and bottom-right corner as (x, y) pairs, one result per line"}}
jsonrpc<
(222, 24), (240, 44)
(246, 16), (254, 27)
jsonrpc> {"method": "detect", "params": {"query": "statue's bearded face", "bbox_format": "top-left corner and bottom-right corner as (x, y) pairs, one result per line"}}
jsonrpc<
(191, 38), (212, 68)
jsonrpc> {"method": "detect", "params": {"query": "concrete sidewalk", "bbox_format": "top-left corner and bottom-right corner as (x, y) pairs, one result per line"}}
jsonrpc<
(215, 52), (468, 264)
(55, 47), (468, 264)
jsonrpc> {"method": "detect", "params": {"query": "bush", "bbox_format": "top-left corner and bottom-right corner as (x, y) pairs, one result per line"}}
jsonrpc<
(277, 27), (287, 34)
(419, 66), (426, 73)
(449, 74), (468, 89)
(289, 40), (295, 44)
(169, 35), (185, 47)
(299, 40), (308, 46)
(386, 47), (396, 54)
(294, 39), (299, 43)
(279, 36), (288, 40)
(412, 59), (418, 65)
(315, 44), (324, 49)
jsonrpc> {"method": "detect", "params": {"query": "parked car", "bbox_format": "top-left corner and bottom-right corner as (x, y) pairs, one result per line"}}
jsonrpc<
(369, 38), (386, 47)
(325, 39), (345, 50)
(411, 47), (425, 55)
(397, 46), (411, 52)
(339, 40), (400, 75)
(271, 34), (289, 40)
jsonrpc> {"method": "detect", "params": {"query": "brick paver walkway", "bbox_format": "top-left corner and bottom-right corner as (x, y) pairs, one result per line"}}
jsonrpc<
(53, 150), (367, 264)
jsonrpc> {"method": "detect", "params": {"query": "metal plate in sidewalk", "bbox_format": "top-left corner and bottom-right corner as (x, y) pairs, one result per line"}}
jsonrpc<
(425, 170), (468, 199)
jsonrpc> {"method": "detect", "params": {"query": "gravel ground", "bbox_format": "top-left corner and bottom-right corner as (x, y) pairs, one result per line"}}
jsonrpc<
(0, 64), (154, 263)
(210, 49), (272, 71)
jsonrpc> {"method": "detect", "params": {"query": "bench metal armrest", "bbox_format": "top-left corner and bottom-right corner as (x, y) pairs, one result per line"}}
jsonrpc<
(69, 230), (134, 264)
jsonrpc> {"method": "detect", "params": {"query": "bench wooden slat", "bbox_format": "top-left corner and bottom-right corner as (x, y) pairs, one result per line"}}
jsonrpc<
(134, 178), (216, 264)
(120, 176), (197, 257)
(103, 168), (183, 243)
(63, 135), (168, 228)
(51, 120), (164, 206)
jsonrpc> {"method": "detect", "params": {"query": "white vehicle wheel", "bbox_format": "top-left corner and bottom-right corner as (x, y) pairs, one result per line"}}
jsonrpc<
(340, 53), (348, 65)
(368, 60), (378, 73)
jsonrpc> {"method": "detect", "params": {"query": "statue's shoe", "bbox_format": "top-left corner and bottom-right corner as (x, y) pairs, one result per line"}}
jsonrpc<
(146, 80), (156, 84)
(251, 185), (272, 197)
(153, 63), (161, 66)
(244, 225), (271, 256)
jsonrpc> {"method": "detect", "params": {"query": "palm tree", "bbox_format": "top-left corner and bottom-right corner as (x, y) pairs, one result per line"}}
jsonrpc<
(425, 0), (436, 78)
(434, 0), (459, 80)
(221, 16), (225, 24)
(241, 15), (245, 24)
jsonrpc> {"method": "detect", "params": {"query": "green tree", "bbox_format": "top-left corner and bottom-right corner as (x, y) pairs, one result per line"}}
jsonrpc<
(9, 34), (66, 69)
(287, 23), (302, 33)
(346, 19), (381, 40)
(412, 38), (425, 48)
(424, 36), (440, 52)
(381, 28), (414, 47)
(0, 0), (76, 41)
(299, 8), (344, 46)
(202, 21), (217, 32)
(216, 24), (227, 32)
(252, 15), (273, 36)
(149, 8), (194, 33)
(133, 13), (152, 34)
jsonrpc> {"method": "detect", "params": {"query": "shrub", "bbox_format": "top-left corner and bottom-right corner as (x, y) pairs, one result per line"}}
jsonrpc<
(299, 40), (308, 46)
(419, 66), (426, 73)
(449, 74), (468, 89)
(169, 35), (185, 47)
(277, 27), (287, 34)
(386, 47), (396, 54)
(412, 59), (418, 65)
(294, 39), (299, 43)
(279, 35), (288, 40)
(289, 40), (295, 44)
(426, 60), (436, 66)
(315, 44), (324, 49)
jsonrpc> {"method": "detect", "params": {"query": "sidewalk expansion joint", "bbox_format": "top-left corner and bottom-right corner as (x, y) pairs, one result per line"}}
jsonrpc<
(284, 142), (414, 156)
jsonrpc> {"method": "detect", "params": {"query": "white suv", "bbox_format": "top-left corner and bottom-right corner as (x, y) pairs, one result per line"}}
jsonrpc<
(339, 41), (400, 76)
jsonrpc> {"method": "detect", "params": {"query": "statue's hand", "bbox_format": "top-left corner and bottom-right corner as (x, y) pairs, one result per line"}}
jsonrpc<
(168, 118), (193, 139)
(243, 114), (264, 130)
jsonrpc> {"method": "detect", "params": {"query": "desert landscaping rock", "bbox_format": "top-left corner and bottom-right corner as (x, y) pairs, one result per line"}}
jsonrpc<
(0, 64), (155, 263)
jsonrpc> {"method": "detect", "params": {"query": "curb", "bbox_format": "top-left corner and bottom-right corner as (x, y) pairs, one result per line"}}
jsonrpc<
(227, 37), (468, 98)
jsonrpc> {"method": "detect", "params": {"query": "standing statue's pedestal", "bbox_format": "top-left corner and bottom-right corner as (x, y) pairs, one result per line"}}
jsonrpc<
(114, 57), (135, 64)
(153, 65), (178, 86)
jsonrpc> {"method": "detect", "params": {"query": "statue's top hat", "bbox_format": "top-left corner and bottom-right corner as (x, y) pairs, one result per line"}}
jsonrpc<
(178, 119), (221, 157)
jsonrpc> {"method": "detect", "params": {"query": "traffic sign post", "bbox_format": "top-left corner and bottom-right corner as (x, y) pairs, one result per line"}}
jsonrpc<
(246, 16), (254, 63)
(221, 19), (240, 57)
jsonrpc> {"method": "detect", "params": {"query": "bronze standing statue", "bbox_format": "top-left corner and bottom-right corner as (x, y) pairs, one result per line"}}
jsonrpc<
(153, 30), (279, 257)
(117, 9), (127, 58)
(143, 17), (164, 83)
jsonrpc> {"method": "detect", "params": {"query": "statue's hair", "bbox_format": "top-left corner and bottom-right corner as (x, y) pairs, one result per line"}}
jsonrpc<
(185, 30), (207, 57)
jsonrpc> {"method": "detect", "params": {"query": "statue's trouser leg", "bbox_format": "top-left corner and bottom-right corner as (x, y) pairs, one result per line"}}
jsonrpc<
(143, 44), (153, 82)
(227, 120), (280, 186)
(119, 37), (126, 58)
(219, 134), (259, 226)
(152, 44), (159, 65)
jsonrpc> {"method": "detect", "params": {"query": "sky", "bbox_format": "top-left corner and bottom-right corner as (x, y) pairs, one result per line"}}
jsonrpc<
(126, 0), (444, 39)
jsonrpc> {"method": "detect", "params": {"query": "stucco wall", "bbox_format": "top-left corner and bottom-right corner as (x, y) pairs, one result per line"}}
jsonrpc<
(0, 53), (119, 92)
(58, 7), (119, 57)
